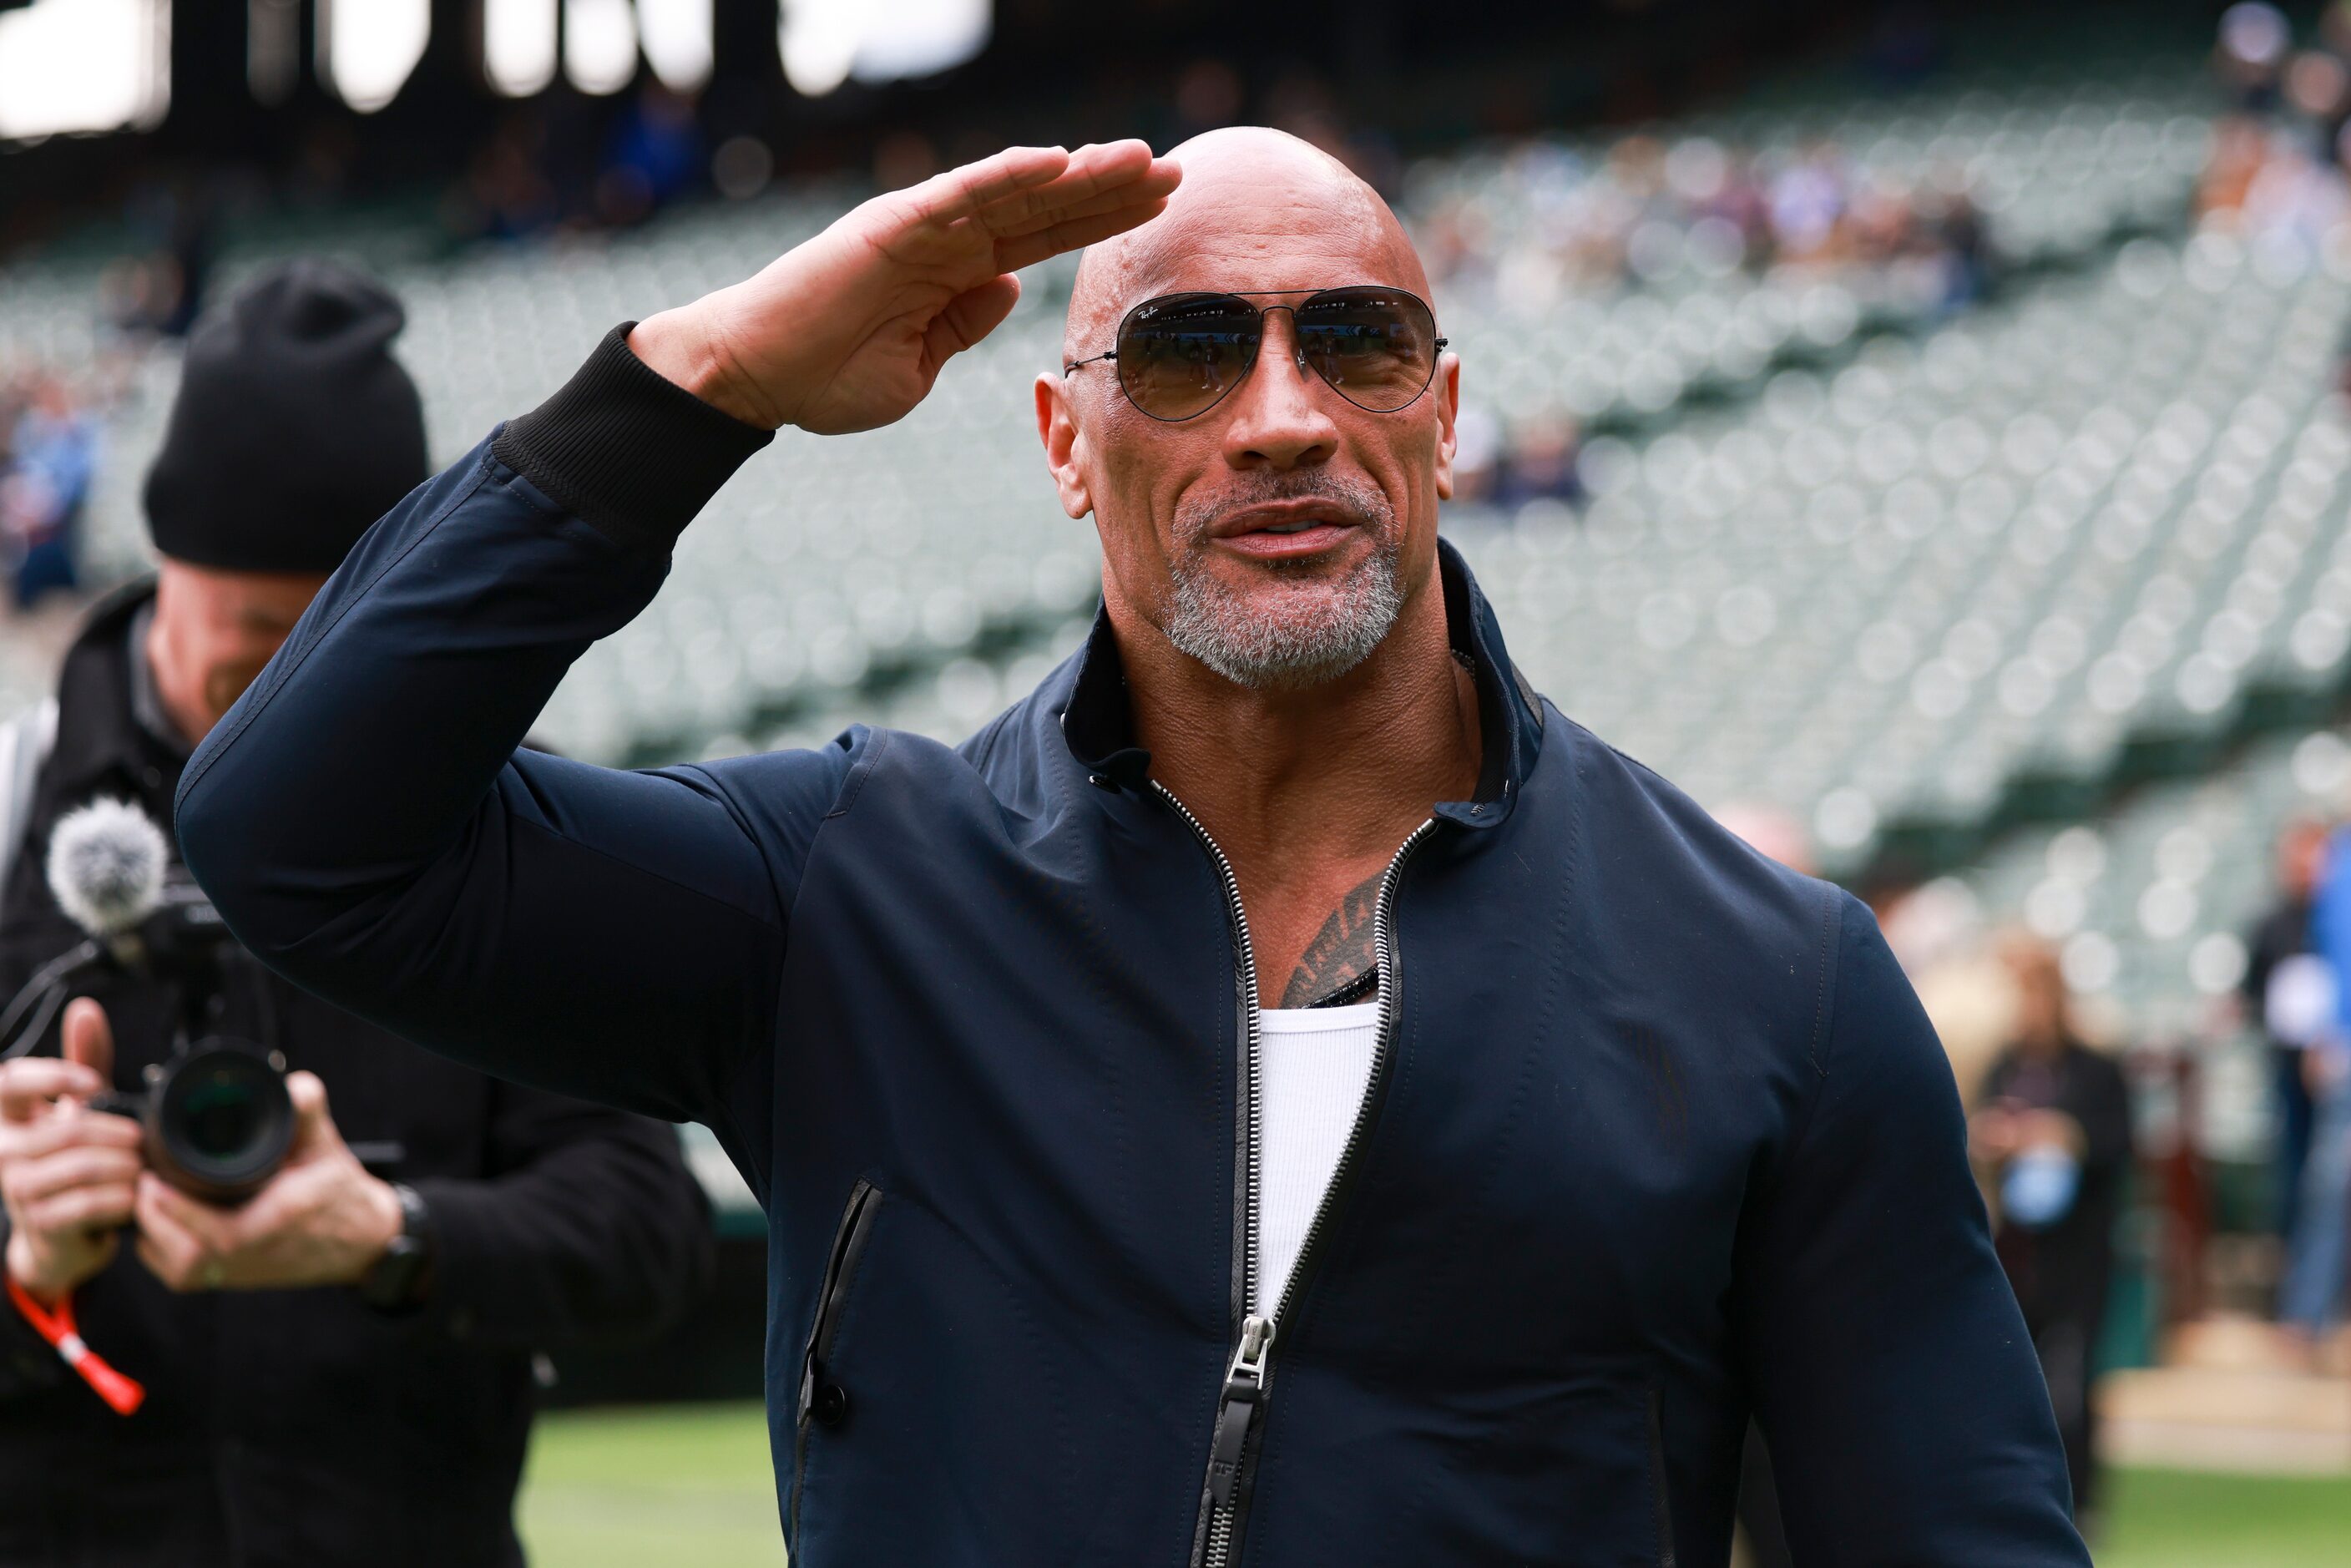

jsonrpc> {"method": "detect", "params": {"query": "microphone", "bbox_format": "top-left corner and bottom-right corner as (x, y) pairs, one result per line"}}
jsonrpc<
(46, 797), (169, 965)
(0, 799), (169, 1060)
(17, 796), (293, 1200)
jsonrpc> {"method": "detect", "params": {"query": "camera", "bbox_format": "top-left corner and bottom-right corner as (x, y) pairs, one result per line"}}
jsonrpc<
(92, 1037), (294, 1205)
(1, 799), (296, 1202)
(94, 875), (297, 1203)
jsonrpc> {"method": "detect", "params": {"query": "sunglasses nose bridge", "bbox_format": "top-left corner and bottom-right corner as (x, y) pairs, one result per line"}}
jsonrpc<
(1251, 303), (1312, 372)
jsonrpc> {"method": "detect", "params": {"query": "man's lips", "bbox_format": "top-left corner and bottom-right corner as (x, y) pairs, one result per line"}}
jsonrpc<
(1206, 500), (1360, 559)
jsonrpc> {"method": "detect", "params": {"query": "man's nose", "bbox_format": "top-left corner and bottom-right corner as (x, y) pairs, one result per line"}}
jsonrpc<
(1220, 310), (1339, 471)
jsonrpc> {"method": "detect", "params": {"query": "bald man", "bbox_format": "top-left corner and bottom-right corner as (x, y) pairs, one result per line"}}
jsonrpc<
(175, 134), (2088, 1565)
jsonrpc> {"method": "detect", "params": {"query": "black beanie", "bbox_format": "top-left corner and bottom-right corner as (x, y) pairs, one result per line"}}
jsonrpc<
(143, 259), (430, 574)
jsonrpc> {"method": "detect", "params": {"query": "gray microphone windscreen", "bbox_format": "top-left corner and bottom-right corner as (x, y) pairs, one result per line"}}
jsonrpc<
(47, 797), (169, 941)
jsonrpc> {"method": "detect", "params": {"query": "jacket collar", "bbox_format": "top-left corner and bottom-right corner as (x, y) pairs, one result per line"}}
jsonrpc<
(1060, 537), (1543, 829)
(43, 578), (181, 802)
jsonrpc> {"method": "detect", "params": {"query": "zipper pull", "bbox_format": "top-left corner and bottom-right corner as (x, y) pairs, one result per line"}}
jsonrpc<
(1206, 1315), (1275, 1509)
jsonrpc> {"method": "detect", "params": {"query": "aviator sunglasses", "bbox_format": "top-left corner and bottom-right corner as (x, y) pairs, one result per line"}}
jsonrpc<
(1063, 286), (1449, 423)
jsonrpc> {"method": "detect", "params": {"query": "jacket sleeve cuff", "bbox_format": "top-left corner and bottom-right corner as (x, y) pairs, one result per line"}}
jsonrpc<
(491, 322), (774, 553)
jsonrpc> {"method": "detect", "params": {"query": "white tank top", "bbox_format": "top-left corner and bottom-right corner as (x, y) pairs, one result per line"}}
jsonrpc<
(1254, 999), (1381, 1313)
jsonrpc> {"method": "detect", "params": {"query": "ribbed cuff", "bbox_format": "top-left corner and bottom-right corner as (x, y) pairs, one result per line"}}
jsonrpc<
(492, 323), (774, 552)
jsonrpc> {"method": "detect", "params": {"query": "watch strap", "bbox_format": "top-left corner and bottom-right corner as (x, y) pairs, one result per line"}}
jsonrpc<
(356, 1181), (434, 1313)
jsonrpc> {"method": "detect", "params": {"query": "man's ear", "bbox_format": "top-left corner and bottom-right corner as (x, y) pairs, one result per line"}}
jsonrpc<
(1035, 373), (1095, 520)
(1431, 352), (1461, 502)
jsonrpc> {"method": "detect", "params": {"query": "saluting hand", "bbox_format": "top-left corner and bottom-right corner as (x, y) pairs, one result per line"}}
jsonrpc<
(629, 140), (1181, 435)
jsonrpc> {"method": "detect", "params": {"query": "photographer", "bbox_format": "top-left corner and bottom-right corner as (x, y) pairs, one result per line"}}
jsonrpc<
(0, 261), (713, 1568)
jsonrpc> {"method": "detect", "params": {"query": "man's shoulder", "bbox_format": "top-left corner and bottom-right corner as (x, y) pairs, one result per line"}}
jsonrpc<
(677, 716), (1018, 837)
(1533, 705), (1852, 984)
(1546, 708), (1838, 892)
(666, 724), (884, 825)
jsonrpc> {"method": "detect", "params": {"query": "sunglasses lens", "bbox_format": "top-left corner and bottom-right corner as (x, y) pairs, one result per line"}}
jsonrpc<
(1296, 289), (1439, 412)
(1117, 294), (1261, 420)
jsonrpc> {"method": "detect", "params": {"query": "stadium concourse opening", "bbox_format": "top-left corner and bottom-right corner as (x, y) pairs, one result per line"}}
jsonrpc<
(3, 3), (2349, 1565)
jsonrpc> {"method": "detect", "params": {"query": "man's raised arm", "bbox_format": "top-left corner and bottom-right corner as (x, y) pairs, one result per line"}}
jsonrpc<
(174, 144), (1181, 1125)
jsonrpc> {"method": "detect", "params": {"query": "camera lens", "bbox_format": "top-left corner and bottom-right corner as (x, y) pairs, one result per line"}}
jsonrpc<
(153, 1040), (294, 1201)
(179, 1068), (261, 1159)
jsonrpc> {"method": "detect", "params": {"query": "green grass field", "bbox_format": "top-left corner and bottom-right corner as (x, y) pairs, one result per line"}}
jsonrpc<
(2093, 1467), (2351, 1568)
(520, 1404), (784, 1567)
(517, 1403), (2351, 1567)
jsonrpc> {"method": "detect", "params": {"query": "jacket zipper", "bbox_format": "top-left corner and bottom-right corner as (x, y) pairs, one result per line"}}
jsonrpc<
(1154, 781), (1433, 1568)
(789, 1179), (882, 1550)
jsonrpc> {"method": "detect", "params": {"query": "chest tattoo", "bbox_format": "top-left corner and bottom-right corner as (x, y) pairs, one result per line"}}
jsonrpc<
(1277, 867), (1387, 1009)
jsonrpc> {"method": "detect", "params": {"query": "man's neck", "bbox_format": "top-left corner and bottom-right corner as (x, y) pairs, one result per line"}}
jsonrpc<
(1113, 575), (1482, 1002)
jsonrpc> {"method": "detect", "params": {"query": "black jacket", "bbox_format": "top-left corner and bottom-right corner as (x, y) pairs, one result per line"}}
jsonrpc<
(0, 584), (715, 1568)
(177, 331), (2088, 1567)
(2242, 893), (2313, 1047)
(1979, 1039), (2134, 1335)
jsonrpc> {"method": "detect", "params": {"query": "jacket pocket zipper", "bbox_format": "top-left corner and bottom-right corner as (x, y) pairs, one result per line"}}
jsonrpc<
(789, 1179), (882, 1551)
(1647, 1383), (1677, 1568)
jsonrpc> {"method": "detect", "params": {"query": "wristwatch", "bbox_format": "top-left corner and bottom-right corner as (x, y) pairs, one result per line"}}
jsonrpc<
(356, 1182), (435, 1313)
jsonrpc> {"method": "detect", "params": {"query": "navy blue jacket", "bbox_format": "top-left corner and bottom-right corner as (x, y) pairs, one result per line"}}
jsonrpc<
(177, 330), (2088, 1566)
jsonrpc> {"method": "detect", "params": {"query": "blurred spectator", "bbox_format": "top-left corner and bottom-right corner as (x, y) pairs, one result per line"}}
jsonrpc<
(1879, 873), (2011, 1108)
(1712, 801), (1813, 874)
(2283, 822), (2351, 1343)
(872, 130), (941, 191)
(2216, 3), (2293, 115)
(1767, 140), (1849, 263)
(1404, 117), (2003, 488)
(2285, 47), (2351, 159)
(446, 110), (559, 244)
(1972, 933), (2134, 1530)
(1410, 125), (1995, 311)
(1865, 1), (1945, 89)
(0, 372), (97, 608)
(2196, 115), (2273, 224)
(1264, 70), (1352, 170)
(596, 83), (705, 229)
(2197, 5), (2351, 251)
(1494, 412), (1585, 508)
(1449, 405), (1504, 503)
(1172, 59), (1246, 140)
(2240, 818), (2331, 1263)
(1928, 184), (1991, 310)
(96, 255), (189, 341)
(93, 183), (216, 342)
(2239, 132), (2348, 243)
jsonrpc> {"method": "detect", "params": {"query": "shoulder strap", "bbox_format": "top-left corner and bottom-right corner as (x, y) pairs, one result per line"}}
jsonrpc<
(0, 699), (60, 896)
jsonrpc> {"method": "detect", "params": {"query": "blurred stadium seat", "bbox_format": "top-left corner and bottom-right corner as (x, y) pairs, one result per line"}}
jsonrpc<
(1962, 725), (2351, 1039)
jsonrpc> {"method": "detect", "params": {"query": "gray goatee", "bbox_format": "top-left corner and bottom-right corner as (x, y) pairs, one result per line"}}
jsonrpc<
(1162, 474), (1403, 690)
